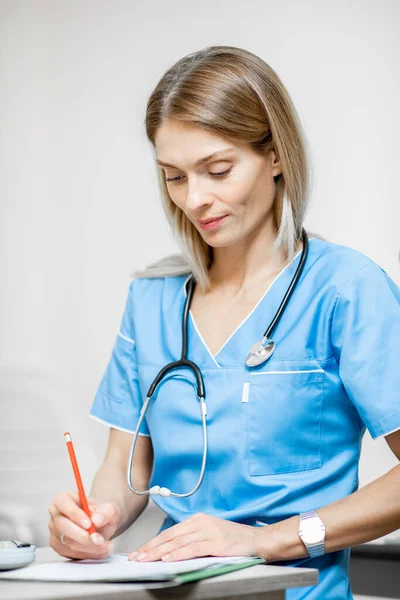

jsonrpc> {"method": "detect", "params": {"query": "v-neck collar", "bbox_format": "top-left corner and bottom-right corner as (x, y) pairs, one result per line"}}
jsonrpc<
(182, 239), (315, 368)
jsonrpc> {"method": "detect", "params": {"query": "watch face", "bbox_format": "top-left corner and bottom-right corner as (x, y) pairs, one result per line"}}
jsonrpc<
(301, 517), (325, 544)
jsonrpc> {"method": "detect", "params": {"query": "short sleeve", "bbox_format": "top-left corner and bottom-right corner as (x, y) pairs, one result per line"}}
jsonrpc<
(89, 280), (150, 436)
(330, 262), (400, 439)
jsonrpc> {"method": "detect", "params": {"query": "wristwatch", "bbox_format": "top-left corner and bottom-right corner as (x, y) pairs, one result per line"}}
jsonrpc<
(298, 510), (326, 558)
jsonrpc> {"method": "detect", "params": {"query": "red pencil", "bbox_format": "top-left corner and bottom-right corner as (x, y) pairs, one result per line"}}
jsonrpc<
(64, 432), (96, 535)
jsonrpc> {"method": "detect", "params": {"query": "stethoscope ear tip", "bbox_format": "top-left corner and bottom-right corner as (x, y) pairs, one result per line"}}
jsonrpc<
(245, 339), (276, 367)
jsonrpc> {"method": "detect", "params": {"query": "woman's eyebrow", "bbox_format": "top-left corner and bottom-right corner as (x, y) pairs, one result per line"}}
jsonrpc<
(156, 148), (235, 168)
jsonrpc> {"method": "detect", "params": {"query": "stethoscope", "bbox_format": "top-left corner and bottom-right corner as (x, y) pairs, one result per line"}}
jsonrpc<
(126, 228), (309, 498)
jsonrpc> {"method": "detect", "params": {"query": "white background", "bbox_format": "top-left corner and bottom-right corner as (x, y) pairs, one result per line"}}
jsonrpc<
(0, 0), (399, 548)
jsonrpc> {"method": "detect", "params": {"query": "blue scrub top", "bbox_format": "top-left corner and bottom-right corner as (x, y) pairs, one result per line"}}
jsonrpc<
(90, 238), (400, 600)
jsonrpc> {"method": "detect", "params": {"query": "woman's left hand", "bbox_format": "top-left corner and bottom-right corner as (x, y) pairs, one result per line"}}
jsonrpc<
(128, 513), (265, 562)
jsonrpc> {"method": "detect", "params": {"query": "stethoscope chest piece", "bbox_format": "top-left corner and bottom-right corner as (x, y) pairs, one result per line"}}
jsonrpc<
(245, 338), (276, 367)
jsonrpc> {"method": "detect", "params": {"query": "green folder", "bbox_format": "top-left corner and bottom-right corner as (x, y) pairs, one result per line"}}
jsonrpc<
(173, 557), (266, 584)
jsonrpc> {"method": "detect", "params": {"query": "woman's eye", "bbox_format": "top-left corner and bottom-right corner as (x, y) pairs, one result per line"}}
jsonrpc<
(165, 168), (232, 184)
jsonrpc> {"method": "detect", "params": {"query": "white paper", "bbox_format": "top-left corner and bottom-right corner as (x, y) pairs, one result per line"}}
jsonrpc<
(0, 553), (255, 582)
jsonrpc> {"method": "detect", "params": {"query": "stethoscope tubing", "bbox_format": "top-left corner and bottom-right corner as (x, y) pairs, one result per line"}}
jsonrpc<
(126, 391), (208, 498)
(264, 228), (309, 340)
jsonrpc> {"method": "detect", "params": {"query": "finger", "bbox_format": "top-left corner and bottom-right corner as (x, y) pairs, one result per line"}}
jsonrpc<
(49, 493), (94, 518)
(48, 505), (61, 520)
(61, 547), (110, 560)
(49, 511), (106, 548)
(87, 497), (98, 513)
(90, 502), (120, 528)
(52, 493), (96, 531)
(134, 521), (192, 555)
(161, 541), (213, 562)
(59, 534), (114, 557)
(69, 494), (98, 526)
(50, 494), (97, 518)
(50, 532), (111, 560)
(48, 521), (112, 557)
(130, 532), (203, 563)
(67, 492), (98, 511)
(53, 512), (105, 546)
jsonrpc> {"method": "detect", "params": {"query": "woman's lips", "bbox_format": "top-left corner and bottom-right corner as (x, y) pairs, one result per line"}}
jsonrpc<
(198, 216), (227, 230)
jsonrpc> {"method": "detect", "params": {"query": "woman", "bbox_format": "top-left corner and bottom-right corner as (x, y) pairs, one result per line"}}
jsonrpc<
(48, 45), (400, 599)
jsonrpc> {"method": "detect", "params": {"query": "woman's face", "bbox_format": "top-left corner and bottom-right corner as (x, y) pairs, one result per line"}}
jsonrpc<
(154, 119), (282, 248)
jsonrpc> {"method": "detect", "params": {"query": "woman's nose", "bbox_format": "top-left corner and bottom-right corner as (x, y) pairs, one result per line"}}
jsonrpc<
(185, 177), (213, 211)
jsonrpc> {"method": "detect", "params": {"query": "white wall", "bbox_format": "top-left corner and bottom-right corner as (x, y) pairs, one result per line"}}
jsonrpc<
(0, 0), (399, 548)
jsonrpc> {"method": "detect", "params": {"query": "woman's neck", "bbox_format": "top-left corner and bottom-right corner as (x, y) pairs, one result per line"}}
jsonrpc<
(208, 228), (293, 295)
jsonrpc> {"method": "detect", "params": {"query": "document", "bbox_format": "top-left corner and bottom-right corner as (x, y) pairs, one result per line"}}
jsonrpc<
(0, 553), (265, 583)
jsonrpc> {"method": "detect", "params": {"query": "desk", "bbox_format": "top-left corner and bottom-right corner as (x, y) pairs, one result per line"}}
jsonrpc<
(0, 547), (318, 600)
(350, 542), (400, 599)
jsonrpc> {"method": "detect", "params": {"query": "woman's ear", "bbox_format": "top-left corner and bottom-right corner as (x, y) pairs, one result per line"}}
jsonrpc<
(270, 150), (282, 177)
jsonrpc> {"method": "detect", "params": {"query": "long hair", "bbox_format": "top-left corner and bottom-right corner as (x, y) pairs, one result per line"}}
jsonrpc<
(133, 45), (312, 292)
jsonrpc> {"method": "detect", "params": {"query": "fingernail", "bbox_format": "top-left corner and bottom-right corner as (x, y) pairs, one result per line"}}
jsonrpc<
(162, 554), (171, 561)
(91, 533), (104, 545)
(92, 514), (104, 526)
(81, 518), (91, 528)
(128, 551), (138, 560)
(137, 552), (147, 561)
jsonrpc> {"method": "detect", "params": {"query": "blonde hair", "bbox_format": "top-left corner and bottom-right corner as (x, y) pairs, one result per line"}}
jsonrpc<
(133, 45), (312, 292)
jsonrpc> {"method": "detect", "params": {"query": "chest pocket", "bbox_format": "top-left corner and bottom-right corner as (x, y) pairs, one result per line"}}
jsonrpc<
(245, 361), (325, 476)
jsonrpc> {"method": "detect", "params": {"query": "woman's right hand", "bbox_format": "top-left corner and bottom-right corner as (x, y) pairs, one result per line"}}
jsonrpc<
(48, 492), (122, 559)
